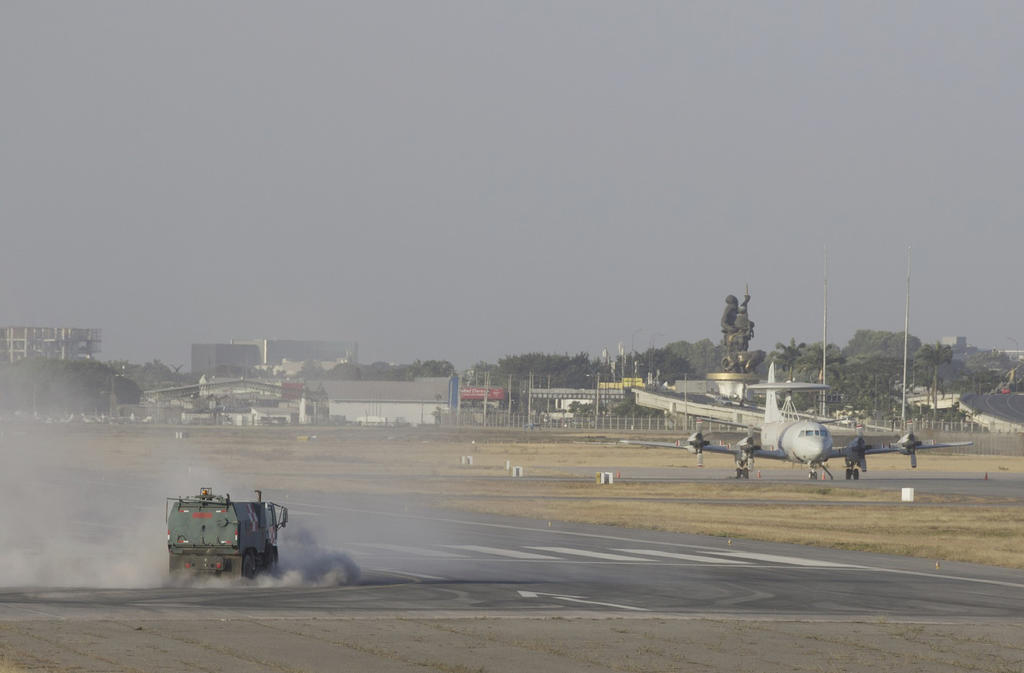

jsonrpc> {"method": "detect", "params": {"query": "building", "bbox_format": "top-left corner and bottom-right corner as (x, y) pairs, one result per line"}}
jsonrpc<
(310, 377), (454, 426)
(231, 338), (358, 366)
(142, 377), (328, 425)
(528, 386), (626, 413)
(1, 327), (101, 363)
(939, 336), (971, 360)
(191, 343), (262, 374)
(190, 338), (358, 374)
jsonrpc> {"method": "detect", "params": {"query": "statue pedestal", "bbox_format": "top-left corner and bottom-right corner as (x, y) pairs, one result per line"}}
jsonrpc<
(706, 372), (759, 400)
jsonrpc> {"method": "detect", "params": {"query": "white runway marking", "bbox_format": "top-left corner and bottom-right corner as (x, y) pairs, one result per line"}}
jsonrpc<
(379, 569), (449, 581)
(355, 544), (467, 558)
(527, 547), (654, 562)
(444, 545), (560, 560)
(613, 548), (751, 564)
(708, 551), (855, 567)
(517, 590), (648, 611)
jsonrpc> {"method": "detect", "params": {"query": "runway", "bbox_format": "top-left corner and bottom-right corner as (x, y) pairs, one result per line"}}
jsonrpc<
(3, 492), (1023, 621)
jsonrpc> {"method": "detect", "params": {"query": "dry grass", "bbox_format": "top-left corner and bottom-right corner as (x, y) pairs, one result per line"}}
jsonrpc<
(440, 494), (1024, 568)
(0, 656), (23, 673)
(31, 423), (1024, 476)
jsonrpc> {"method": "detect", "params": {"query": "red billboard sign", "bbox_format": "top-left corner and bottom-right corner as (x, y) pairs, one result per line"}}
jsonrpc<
(281, 381), (304, 400)
(460, 387), (506, 401)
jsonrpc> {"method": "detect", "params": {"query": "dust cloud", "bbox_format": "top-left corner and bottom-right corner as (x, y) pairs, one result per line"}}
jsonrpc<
(0, 424), (237, 588)
(0, 423), (358, 589)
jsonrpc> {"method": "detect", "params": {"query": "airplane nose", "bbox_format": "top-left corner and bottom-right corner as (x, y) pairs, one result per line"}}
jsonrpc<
(795, 435), (828, 461)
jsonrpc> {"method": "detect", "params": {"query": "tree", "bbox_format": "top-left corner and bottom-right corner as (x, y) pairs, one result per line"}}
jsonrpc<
(663, 339), (721, 377)
(609, 392), (661, 417)
(915, 341), (953, 415)
(0, 359), (140, 414)
(770, 338), (806, 380)
(324, 362), (362, 380)
(636, 347), (692, 384)
(794, 342), (844, 384)
(494, 352), (596, 389)
(298, 360), (325, 380)
(407, 360), (456, 379)
(113, 359), (196, 391)
(836, 355), (903, 420)
(566, 401), (593, 417)
(843, 330), (921, 361)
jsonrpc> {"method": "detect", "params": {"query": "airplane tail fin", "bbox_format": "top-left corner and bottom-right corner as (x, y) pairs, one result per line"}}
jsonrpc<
(763, 362), (782, 424)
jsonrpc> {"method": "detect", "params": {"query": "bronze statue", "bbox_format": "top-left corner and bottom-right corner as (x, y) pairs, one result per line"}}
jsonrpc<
(719, 288), (764, 373)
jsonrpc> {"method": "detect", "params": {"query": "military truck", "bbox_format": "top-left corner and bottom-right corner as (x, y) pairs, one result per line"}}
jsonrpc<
(167, 487), (288, 579)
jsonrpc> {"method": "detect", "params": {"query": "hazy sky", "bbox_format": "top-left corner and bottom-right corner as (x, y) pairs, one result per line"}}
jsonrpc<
(3, 2), (1022, 367)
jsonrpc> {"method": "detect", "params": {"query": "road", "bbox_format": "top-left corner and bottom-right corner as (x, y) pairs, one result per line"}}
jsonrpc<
(961, 392), (1024, 424)
(3, 491), (1023, 620)
(4, 477), (1024, 672)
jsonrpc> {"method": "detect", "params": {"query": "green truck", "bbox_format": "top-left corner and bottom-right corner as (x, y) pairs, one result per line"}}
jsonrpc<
(167, 487), (288, 579)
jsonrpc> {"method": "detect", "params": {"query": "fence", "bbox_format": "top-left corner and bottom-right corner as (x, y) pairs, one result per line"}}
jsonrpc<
(442, 411), (679, 431)
(441, 411), (1002, 433)
(443, 412), (765, 434)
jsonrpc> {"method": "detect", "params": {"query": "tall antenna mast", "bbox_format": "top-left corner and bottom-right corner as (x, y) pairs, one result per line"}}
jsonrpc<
(901, 246), (911, 428)
(821, 246), (828, 416)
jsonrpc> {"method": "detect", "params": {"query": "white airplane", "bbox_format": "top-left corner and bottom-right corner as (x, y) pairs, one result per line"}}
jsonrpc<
(623, 362), (973, 480)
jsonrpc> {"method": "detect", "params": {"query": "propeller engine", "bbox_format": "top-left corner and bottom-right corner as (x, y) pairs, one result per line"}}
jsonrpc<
(895, 423), (922, 468)
(682, 421), (710, 467)
(736, 425), (758, 452)
(732, 425), (759, 479)
(842, 424), (869, 479)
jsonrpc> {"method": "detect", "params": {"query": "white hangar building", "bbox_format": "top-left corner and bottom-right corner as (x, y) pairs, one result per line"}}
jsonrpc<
(310, 377), (456, 426)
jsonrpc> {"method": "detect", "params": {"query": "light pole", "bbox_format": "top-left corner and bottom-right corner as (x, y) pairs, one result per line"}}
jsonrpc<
(648, 333), (665, 386)
(1008, 337), (1021, 361)
(630, 328), (643, 380)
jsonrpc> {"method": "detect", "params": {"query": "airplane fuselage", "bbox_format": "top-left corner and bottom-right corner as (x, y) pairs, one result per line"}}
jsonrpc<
(761, 419), (833, 465)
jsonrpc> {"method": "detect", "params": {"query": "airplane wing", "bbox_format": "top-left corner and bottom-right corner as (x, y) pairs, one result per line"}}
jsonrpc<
(619, 439), (731, 452)
(826, 425), (973, 469)
(618, 440), (790, 461)
(693, 416), (762, 433)
(859, 441), (974, 457)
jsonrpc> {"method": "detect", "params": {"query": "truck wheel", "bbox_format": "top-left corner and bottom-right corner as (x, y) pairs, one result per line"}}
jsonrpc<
(242, 550), (257, 579)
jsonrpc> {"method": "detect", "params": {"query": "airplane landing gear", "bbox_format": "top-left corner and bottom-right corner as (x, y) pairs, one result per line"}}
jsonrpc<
(808, 469), (818, 480)
(844, 468), (860, 480)
(734, 467), (750, 479)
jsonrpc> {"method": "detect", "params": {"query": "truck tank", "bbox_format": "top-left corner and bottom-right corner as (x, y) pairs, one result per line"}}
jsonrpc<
(167, 487), (288, 579)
